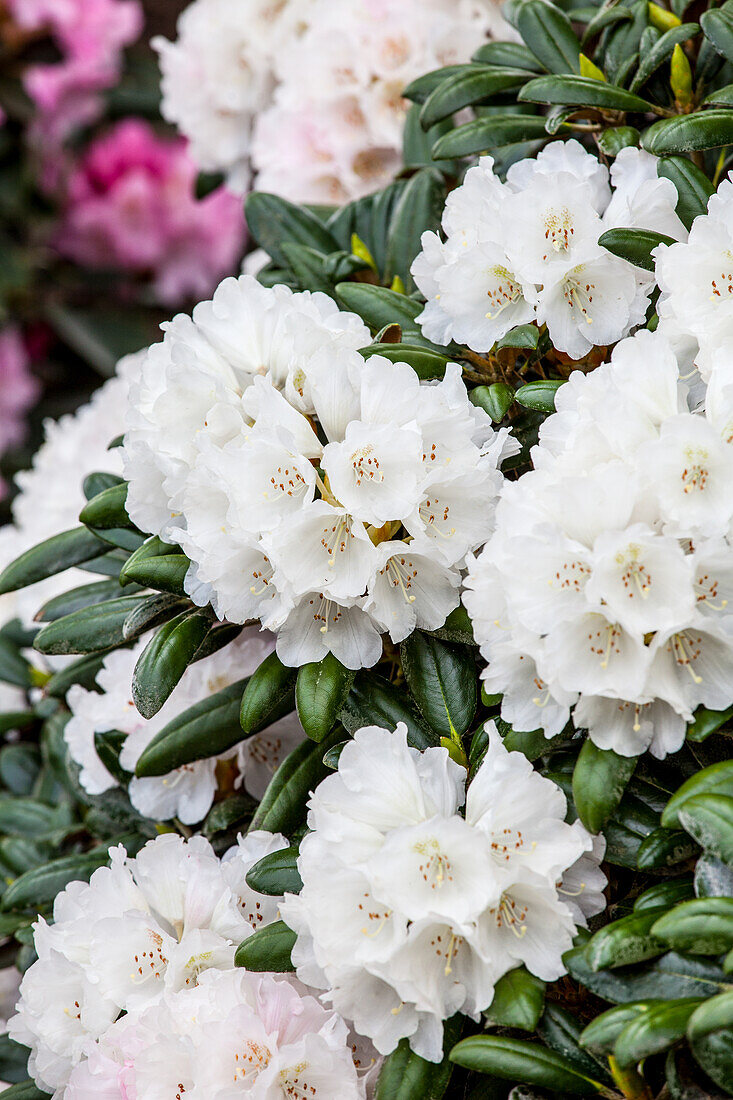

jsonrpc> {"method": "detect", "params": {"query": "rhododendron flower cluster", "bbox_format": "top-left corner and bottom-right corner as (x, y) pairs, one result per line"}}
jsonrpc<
(155, 0), (511, 202)
(0, 327), (41, 499)
(412, 142), (687, 360)
(281, 723), (606, 1062)
(55, 119), (246, 305)
(123, 275), (516, 669)
(65, 628), (304, 823)
(465, 328), (733, 758)
(5, 0), (142, 148)
(10, 832), (372, 1097)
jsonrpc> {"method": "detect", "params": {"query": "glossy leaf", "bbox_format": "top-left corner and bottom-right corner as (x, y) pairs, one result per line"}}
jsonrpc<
(35, 579), (126, 623)
(662, 760), (733, 827)
(34, 595), (148, 655)
(295, 654), (355, 743)
(245, 192), (339, 269)
(135, 679), (247, 776)
(78, 481), (130, 530)
(340, 671), (439, 749)
(450, 1035), (603, 1095)
(401, 631), (476, 739)
(519, 74), (654, 112)
(515, 1), (582, 74)
(598, 226), (675, 271)
(432, 115), (559, 159)
(580, 1002), (656, 1055)
(636, 825), (699, 869)
(514, 380), (564, 412)
(132, 609), (211, 719)
(629, 22), (699, 92)
(470, 383), (515, 422)
(701, 3), (733, 64)
(235, 919), (296, 971)
(642, 110), (733, 155)
(585, 908), (667, 971)
(375, 1016), (462, 1100)
(485, 968), (545, 1031)
(384, 169), (445, 292)
(360, 342), (450, 379)
(614, 999), (704, 1068)
(651, 897), (733, 955)
(686, 703), (733, 743)
(249, 728), (342, 835)
(121, 592), (190, 642)
(245, 847), (302, 896)
(687, 990), (733, 1094)
(0, 527), (105, 595)
(564, 943), (728, 1003)
(120, 552), (190, 596)
(240, 652), (297, 736)
(572, 740), (637, 833)
(420, 67), (529, 128)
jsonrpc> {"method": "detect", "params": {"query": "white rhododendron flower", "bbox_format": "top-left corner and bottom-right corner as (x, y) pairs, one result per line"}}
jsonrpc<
(124, 275), (515, 670)
(412, 143), (687, 360)
(280, 722), (605, 1062)
(64, 628), (304, 823)
(464, 327), (733, 758)
(9, 832), (377, 1097)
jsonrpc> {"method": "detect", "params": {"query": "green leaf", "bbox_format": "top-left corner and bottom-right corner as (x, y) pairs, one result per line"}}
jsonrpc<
(687, 990), (733, 1094)
(495, 324), (540, 350)
(580, 1003), (657, 1055)
(401, 632), (476, 740)
(597, 127), (641, 155)
(629, 23), (699, 92)
(450, 1036), (603, 1095)
(44, 652), (108, 698)
(0, 744), (41, 795)
(245, 192), (339, 269)
(516, 0), (582, 74)
(0, 798), (61, 838)
(519, 74), (654, 112)
(78, 482), (130, 530)
(240, 652), (297, 736)
(359, 342), (450, 379)
(249, 728), (342, 835)
(642, 110), (733, 155)
(485, 968), (545, 1031)
(36, 579), (126, 622)
(135, 679), (247, 777)
(582, 4), (634, 43)
(384, 169), (446, 293)
(695, 853), (733, 898)
(0, 1081), (51, 1099)
(585, 908), (667, 971)
(375, 1016), (462, 1100)
(1, 845), (116, 910)
(470, 384), (515, 422)
(614, 999), (704, 1068)
(636, 825), (699, 869)
(84, 524), (144, 554)
(537, 1004), (615, 1089)
(420, 67), (529, 128)
(336, 283), (430, 345)
(572, 740), (637, 833)
(502, 724), (574, 761)
(564, 943), (729, 1003)
(703, 82), (733, 107)
(656, 155), (714, 231)
(686, 703), (733, 743)
(403, 65), (476, 104)
(34, 595), (149, 655)
(235, 919), (296, 971)
(472, 41), (543, 70)
(121, 592), (190, 642)
(340, 671), (439, 749)
(426, 605), (475, 646)
(245, 846), (302, 896)
(652, 897), (733, 955)
(633, 878), (694, 912)
(432, 115), (558, 159)
(131, 609), (212, 720)
(662, 760), (733, 827)
(281, 242), (334, 296)
(0, 637), (32, 689)
(514, 380), (564, 412)
(296, 654), (354, 743)
(701, 3), (733, 64)
(0, 527), (105, 595)
(598, 226), (675, 271)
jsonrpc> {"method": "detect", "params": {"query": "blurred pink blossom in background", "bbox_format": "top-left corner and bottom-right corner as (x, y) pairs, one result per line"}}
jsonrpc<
(55, 118), (247, 304)
(0, 328), (41, 499)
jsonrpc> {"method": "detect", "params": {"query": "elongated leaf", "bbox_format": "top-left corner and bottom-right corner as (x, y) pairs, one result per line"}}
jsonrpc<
(240, 652), (297, 735)
(376, 1016), (462, 1100)
(0, 1081), (50, 1099)
(614, 999), (704, 1068)
(44, 651), (108, 698)
(662, 761), (733, 827)
(0, 637), (32, 689)
(450, 1036), (602, 1095)
(235, 919), (296, 971)
(34, 595), (148, 655)
(122, 591), (189, 642)
(0, 527), (105, 595)
(519, 74), (653, 112)
(564, 944), (728, 1003)
(516, 1), (582, 74)
(336, 283), (427, 343)
(585, 908), (667, 971)
(703, 82), (733, 107)
(537, 1004), (615, 1089)
(686, 703), (733, 743)
(403, 65), (475, 104)
(687, 991), (733, 1094)
(695, 853), (733, 898)
(633, 878), (694, 912)
(384, 169), (445, 292)
(360, 342), (450, 379)
(401, 632), (476, 740)
(281, 242), (333, 296)
(701, 4), (733, 64)
(340, 671), (439, 749)
(652, 897), (733, 955)
(629, 23), (699, 91)
(120, 553), (190, 596)
(420, 67), (529, 128)
(485, 969), (545, 1031)
(36, 579), (125, 623)
(470, 383), (515, 422)
(472, 41), (542, 70)
(79, 482), (130, 530)
(572, 740), (637, 833)
(245, 847), (302, 896)
(597, 126), (641, 155)
(515, 380), (564, 412)
(643, 110), (733, 154)
(636, 825), (699, 869)
(245, 192), (339, 269)
(496, 324), (540, 350)
(432, 115), (557, 159)
(580, 1003), (657, 1055)
(249, 728), (342, 835)
(1, 845), (117, 910)
(657, 155), (714, 231)
(132, 609), (211, 719)
(295, 654), (354, 743)
(598, 226), (675, 271)
(135, 679), (247, 776)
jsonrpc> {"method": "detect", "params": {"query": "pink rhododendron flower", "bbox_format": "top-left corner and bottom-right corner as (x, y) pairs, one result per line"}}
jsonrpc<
(0, 328), (41, 497)
(55, 119), (246, 304)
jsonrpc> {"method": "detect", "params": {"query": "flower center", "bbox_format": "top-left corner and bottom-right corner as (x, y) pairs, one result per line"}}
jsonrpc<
(414, 836), (454, 889)
(695, 570), (728, 611)
(616, 545), (652, 599)
(384, 555), (417, 604)
(350, 444), (384, 486)
(681, 447), (710, 493)
(562, 272), (595, 324)
(485, 266), (523, 319)
(542, 206), (574, 258)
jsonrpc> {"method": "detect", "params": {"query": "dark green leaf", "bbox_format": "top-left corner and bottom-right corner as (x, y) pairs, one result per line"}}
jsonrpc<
(687, 991), (733, 1094)
(537, 1004), (615, 1089)
(629, 23), (699, 92)
(496, 324), (540, 350)
(580, 1002), (657, 1055)
(0, 638), (32, 689)
(519, 74), (654, 112)
(0, 1081), (51, 1099)
(420, 67), (529, 128)
(240, 652), (297, 736)
(634, 878), (694, 912)
(470, 384), (515, 422)
(614, 999), (704, 1068)
(36, 580), (126, 623)
(425, 605), (475, 646)
(79, 482), (130, 530)
(1, 845), (116, 910)
(281, 242), (333, 296)
(516, 1), (582, 74)
(585, 908), (667, 971)
(44, 652), (108, 698)
(249, 728), (342, 835)
(384, 170), (446, 292)
(686, 704), (733, 743)
(0, 744), (40, 795)
(703, 83), (733, 107)
(245, 192), (339, 269)
(120, 553), (190, 596)
(652, 898), (733, 955)
(636, 826), (699, 869)
(375, 1016), (462, 1100)
(485, 968), (545, 1031)
(235, 919), (296, 971)
(642, 110), (733, 155)
(401, 632), (476, 739)
(131, 609), (212, 719)
(598, 226), (675, 271)
(472, 42), (543, 70)
(34, 595), (148, 655)
(450, 1036), (602, 1095)
(135, 679), (246, 777)
(340, 671), (439, 749)
(403, 65), (476, 104)
(245, 847), (302, 896)
(597, 127), (641, 155)
(336, 283), (430, 345)
(359, 342), (450, 379)
(515, 380), (564, 412)
(695, 854), (733, 899)
(295, 654), (354, 743)
(121, 592), (190, 642)
(657, 155), (714, 231)
(564, 943), (728, 1003)
(432, 115), (557, 160)
(701, 4), (733, 64)
(0, 528), (105, 595)
(662, 761), (733, 827)
(572, 740), (637, 833)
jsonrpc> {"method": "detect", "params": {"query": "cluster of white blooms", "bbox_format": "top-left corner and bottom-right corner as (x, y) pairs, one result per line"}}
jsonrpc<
(656, 175), (733, 381)
(412, 143), (688, 360)
(155, 0), (511, 203)
(123, 275), (515, 670)
(465, 328), (733, 758)
(65, 628), (304, 824)
(10, 832), (373, 1098)
(281, 722), (605, 1062)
